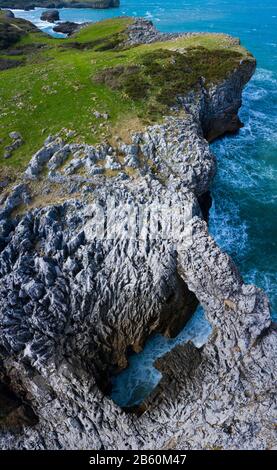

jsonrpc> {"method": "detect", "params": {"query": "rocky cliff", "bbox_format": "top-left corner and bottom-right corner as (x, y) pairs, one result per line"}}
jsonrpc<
(0, 19), (276, 450)
(0, 1), (119, 11)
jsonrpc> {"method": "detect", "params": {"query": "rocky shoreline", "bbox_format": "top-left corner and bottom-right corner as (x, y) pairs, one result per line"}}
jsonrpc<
(0, 19), (276, 450)
(38, 9), (89, 36)
(0, 1), (119, 11)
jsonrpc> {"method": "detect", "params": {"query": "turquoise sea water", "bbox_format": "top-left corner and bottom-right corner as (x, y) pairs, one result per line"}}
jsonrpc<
(13, 1), (277, 407)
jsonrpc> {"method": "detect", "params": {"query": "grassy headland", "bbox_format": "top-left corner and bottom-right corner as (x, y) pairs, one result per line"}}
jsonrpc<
(0, 13), (254, 170)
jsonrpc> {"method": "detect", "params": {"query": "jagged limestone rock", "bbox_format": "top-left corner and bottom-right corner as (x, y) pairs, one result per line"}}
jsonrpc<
(0, 19), (275, 451)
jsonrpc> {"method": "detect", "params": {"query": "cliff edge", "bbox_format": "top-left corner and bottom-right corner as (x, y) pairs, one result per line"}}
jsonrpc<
(0, 17), (276, 450)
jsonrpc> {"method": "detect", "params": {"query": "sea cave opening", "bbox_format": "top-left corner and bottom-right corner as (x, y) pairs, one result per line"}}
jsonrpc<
(109, 305), (212, 410)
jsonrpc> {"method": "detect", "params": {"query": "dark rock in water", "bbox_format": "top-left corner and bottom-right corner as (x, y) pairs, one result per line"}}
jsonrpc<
(53, 21), (85, 36)
(40, 9), (60, 23)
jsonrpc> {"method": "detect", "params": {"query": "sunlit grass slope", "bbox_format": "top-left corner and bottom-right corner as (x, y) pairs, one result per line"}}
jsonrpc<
(0, 14), (254, 170)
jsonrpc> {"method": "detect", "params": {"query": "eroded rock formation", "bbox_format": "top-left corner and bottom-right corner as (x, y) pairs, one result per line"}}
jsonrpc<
(0, 20), (276, 450)
(53, 21), (86, 35)
(40, 10), (60, 23)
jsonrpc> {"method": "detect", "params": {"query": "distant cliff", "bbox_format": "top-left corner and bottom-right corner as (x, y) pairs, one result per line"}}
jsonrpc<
(0, 1), (119, 11)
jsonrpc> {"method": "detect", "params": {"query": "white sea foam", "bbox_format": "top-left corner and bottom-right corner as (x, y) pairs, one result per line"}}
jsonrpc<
(252, 68), (277, 84)
(210, 61), (277, 320)
(35, 20), (56, 29)
(145, 11), (154, 19)
(210, 196), (249, 255)
(244, 88), (268, 101)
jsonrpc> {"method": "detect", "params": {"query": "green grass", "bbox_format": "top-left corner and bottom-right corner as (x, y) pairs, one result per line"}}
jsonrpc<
(71, 17), (131, 43)
(0, 17), (254, 170)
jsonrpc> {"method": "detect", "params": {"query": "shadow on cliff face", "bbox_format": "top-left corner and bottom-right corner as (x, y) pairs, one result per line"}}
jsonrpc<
(96, 275), (199, 398)
(0, 379), (38, 429)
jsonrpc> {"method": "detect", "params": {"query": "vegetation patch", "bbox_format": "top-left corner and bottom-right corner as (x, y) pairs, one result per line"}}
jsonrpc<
(94, 47), (248, 117)
(60, 32), (124, 52)
(94, 65), (149, 100)
(0, 15), (254, 170)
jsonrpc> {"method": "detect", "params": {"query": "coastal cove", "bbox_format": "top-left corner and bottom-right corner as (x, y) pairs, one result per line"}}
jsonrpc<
(11, 0), (277, 408)
(0, 2), (276, 450)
